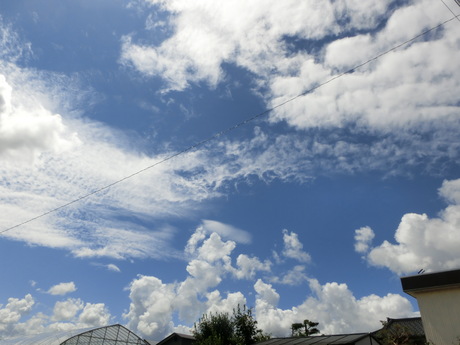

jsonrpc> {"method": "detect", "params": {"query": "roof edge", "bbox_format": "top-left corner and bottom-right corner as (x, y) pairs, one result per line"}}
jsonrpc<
(401, 268), (460, 294)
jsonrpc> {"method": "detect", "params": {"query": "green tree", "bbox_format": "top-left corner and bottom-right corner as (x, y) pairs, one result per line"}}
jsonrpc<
(291, 319), (320, 337)
(194, 312), (235, 345)
(193, 305), (270, 345)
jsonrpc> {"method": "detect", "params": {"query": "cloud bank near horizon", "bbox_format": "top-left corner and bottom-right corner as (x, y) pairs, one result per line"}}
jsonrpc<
(0, 228), (417, 340)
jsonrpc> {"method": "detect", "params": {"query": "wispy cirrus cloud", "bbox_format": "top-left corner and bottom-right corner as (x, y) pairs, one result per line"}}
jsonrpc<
(2, 0), (459, 263)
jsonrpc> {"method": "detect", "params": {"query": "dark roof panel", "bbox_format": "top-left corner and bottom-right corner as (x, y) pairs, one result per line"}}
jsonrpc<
(257, 334), (374, 345)
(401, 269), (460, 293)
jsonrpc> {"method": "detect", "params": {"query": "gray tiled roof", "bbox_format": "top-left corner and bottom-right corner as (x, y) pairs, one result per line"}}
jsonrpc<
(257, 333), (375, 345)
(377, 317), (425, 336)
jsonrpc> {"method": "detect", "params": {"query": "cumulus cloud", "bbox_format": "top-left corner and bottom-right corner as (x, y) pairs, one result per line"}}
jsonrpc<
(269, 265), (309, 286)
(1, 227), (418, 340)
(47, 282), (77, 296)
(124, 275), (177, 339)
(354, 226), (375, 254)
(0, 294), (112, 339)
(125, 226), (272, 338)
(78, 303), (111, 327)
(52, 299), (84, 321)
(356, 178), (460, 274)
(0, 294), (34, 330)
(233, 254), (272, 280)
(122, 226), (417, 339)
(122, 0), (460, 135)
(0, 74), (80, 163)
(0, 294), (35, 338)
(254, 278), (416, 336)
(121, 0), (394, 91)
(119, 0), (460, 187)
(281, 229), (311, 263)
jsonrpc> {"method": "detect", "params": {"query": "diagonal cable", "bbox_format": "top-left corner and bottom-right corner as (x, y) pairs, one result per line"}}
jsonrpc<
(1, 14), (459, 235)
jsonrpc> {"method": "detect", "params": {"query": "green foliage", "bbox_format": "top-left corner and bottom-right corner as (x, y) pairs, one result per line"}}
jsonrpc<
(194, 312), (235, 345)
(291, 319), (320, 337)
(193, 304), (270, 345)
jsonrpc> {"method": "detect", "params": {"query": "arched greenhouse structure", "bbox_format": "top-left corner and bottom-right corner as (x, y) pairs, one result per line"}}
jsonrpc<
(0, 324), (149, 345)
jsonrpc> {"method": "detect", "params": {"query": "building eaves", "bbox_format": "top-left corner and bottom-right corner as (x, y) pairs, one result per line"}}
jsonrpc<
(401, 268), (460, 296)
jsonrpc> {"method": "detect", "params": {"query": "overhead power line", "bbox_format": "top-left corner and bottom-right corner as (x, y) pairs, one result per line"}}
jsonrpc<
(439, 0), (460, 22)
(1, 14), (459, 236)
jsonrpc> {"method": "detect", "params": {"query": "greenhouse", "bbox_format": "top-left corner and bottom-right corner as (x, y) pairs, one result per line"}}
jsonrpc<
(0, 324), (148, 345)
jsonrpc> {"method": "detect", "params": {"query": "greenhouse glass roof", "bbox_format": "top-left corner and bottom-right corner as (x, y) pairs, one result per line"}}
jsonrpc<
(0, 324), (148, 345)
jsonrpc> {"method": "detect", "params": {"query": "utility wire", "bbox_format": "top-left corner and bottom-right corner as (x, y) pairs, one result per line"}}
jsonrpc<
(1, 14), (459, 236)
(439, 0), (460, 22)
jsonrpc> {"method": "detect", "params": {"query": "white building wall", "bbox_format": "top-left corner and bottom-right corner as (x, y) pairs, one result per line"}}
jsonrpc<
(414, 288), (460, 345)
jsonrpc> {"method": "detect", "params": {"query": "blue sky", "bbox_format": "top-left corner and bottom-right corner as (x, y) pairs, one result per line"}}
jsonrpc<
(0, 0), (459, 341)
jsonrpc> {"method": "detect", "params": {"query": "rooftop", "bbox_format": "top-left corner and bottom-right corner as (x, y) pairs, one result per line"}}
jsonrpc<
(256, 333), (378, 345)
(401, 268), (460, 296)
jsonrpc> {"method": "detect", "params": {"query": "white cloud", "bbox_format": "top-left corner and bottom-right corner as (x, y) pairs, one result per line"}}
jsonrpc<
(78, 303), (111, 327)
(52, 299), (84, 321)
(123, 226), (417, 339)
(0, 74), (80, 163)
(254, 278), (416, 336)
(281, 229), (311, 263)
(118, 1), (460, 188)
(270, 265), (309, 286)
(47, 282), (77, 296)
(107, 264), (121, 272)
(233, 254), (271, 280)
(205, 290), (247, 316)
(0, 294), (36, 338)
(354, 226), (375, 254)
(268, 0), (460, 131)
(0, 294), (34, 327)
(125, 227), (269, 338)
(0, 294), (112, 339)
(356, 178), (460, 275)
(1, 226), (418, 340)
(124, 275), (176, 339)
(201, 219), (252, 244)
(121, 0), (394, 91)
(1, 8), (458, 261)
(0, 17), (32, 63)
(0, 55), (324, 262)
(196, 232), (235, 264)
(122, 0), (460, 137)
(439, 178), (460, 204)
